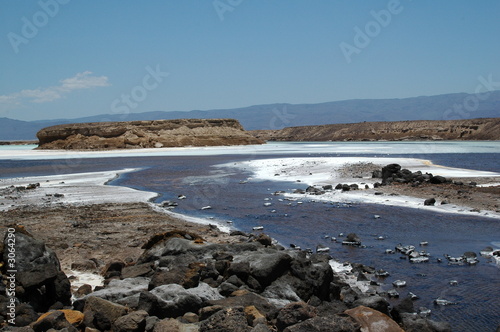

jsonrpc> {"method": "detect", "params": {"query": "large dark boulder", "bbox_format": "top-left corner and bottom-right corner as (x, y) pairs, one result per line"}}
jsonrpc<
(429, 175), (448, 184)
(261, 275), (302, 305)
(276, 302), (316, 331)
(82, 296), (128, 331)
(113, 310), (149, 332)
(381, 164), (401, 183)
(1, 226), (71, 312)
(424, 198), (436, 206)
(232, 251), (292, 288)
(121, 263), (154, 279)
(390, 297), (415, 323)
(148, 262), (202, 290)
(140, 283), (222, 319)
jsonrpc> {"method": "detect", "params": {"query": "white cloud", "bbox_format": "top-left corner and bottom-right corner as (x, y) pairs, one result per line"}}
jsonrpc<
(0, 71), (110, 105)
(59, 71), (110, 91)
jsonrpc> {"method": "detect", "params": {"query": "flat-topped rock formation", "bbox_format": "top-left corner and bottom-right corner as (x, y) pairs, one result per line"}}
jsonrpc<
(36, 118), (264, 149)
(251, 117), (500, 141)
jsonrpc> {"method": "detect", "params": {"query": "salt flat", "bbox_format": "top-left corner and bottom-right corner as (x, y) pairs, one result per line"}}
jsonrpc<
(0, 168), (156, 210)
(1, 140), (499, 160)
(224, 157), (500, 219)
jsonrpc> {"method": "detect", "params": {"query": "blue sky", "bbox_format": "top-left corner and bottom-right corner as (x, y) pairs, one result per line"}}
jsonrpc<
(1, 0), (499, 121)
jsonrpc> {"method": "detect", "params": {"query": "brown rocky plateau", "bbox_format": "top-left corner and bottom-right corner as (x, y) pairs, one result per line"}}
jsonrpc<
(36, 118), (264, 150)
(251, 117), (500, 141)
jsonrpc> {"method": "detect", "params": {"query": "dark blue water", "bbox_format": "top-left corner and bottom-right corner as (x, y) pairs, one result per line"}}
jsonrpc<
(1, 151), (499, 331)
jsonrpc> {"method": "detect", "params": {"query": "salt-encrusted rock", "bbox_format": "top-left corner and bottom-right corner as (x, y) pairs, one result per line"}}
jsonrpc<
(82, 277), (150, 303)
(261, 276), (302, 307)
(139, 283), (222, 319)
(148, 284), (203, 318)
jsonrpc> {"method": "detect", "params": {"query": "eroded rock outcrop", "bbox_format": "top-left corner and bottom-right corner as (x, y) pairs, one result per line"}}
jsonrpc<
(252, 117), (500, 141)
(36, 118), (264, 150)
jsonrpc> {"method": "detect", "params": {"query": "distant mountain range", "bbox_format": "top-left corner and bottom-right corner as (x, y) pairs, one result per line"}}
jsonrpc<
(1, 91), (499, 140)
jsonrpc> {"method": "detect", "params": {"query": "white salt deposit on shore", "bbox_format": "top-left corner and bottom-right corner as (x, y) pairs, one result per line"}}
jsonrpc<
(149, 203), (232, 233)
(223, 157), (500, 219)
(0, 168), (233, 233)
(0, 169), (157, 211)
(1, 140), (499, 160)
(69, 270), (105, 293)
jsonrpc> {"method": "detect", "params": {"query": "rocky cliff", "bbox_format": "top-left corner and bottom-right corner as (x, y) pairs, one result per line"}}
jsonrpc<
(36, 119), (264, 149)
(251, 117), (500, 141)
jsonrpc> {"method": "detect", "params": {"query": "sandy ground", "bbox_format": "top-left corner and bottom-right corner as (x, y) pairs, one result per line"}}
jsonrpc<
(0, 202), (236, 272)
